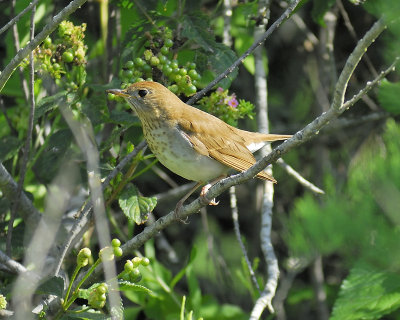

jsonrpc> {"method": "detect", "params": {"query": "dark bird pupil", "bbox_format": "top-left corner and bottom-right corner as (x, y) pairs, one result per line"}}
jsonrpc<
(138, 89), (148, 98)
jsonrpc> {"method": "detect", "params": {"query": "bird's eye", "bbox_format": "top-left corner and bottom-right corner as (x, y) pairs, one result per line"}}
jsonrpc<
(138, 89), (148, 98)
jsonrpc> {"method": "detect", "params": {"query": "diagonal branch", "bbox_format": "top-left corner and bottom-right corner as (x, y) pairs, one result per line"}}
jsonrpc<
(187, 0), (301, 104)
(0, 0), (39, 36)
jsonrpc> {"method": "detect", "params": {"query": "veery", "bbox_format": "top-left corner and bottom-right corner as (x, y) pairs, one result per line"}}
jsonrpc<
(107, 81), (291, 212)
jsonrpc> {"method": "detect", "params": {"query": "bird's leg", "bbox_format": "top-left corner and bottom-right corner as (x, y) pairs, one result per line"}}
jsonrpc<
(174, 182), (202, 221)
(199, 175), (225, 206)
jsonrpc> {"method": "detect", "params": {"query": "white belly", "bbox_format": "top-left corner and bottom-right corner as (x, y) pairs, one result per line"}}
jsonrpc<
(144, 127), (227, 182)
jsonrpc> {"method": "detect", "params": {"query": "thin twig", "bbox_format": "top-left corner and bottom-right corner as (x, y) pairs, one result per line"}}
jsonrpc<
(187, 0), (301, 105)
(229, 186), (261, 293)
(337, 0), (378, 77)
(277, 159), (325, 194)
(0, 0), (88, 92)
(0, 0), (39, 35)
(7, 3), (37, 257)
(11, 0), (29, 102)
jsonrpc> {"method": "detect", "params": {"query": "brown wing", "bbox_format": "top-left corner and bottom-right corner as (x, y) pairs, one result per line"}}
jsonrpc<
(178, 107), (277, 182)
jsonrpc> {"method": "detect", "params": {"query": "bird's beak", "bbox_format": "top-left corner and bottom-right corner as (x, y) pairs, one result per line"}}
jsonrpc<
(107, 88), (130, 98)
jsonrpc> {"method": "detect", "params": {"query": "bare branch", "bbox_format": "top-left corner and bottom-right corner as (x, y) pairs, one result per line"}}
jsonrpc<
(229, 186), (261, 293)
(0, 0), (39, 35)
(277, 159), (325, 195)
(187, 0), (301, 104)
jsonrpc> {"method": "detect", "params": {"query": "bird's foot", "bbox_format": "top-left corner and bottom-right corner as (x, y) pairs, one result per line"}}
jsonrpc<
(174, 201), (189, 224)
(200, 184), (219, 206)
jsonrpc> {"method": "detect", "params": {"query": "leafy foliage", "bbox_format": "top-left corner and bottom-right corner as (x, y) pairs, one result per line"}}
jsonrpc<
(331, 265), (400, 320)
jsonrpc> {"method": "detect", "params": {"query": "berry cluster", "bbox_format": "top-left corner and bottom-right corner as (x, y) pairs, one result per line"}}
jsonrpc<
(26, 21), (87, 90)
(113, 27), (201, 99)
(120, 256), (150, 283)
(87, 283), (108, 309)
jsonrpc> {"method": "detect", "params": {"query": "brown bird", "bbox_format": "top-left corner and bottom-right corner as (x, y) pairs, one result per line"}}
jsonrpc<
(107, 81), (291, 213)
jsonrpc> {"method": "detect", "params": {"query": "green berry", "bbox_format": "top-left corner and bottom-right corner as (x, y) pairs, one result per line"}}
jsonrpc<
(97, 283), (108, 294)
(169, 84), (178, 93)
(77, 248), (91, 267)
(162, 65), (172, 75)
(123, 69), (133, 78)
(132, 257), (141, 267)
(160, 46), (169, 55)
(62, 51), (74, 63)
(142, 64), (152, 73)
(170, 61), (178, 69)
(43, 37), (52, 48)
(174, 74), (182, 82)
(164, 39), (173, 48)
(185, 85), (197, 95)
(188, 69), (199, 80)
(125, 60), (134, 69)
(158, 54), (168, 64)
(111, 238), (121, 247)
(134, 57), (145, 67)
(129, 268), (142, 282)
(188, 62), (196, 70)
(52, 63), (61, 71)
(179, 68), (187, 76)
(141, 257), (150, 266)
(108, 93), (115, 100)
(113, 247), (123, 257)
(124, 260), (134, 272)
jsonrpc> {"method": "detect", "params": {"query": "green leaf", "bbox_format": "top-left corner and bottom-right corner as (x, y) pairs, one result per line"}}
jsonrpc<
(378, 80), (400, 115)
(36, 276), (65, 297)
(118, 184), (157, 224)
(0, 136), (22, 162)
(181, 14), (238, 88)
(34, 91), (68, 121)
(331, 265), (400, 320)
(118, 281), (155, 296)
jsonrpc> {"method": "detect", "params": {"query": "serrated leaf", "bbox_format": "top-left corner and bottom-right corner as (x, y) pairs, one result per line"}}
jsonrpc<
(331, 265), (400, 320)
(119, 184), (157, 224)
(0, 136), (22, 162)
(34, 91), (68, 121)
(378, 80), (400, 115)
(118, 281), (155, 296)
(181, 13), (238, 88)
(36, 276), (65, 297)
